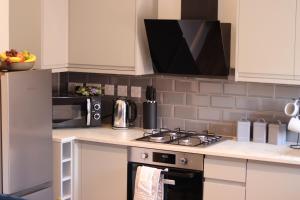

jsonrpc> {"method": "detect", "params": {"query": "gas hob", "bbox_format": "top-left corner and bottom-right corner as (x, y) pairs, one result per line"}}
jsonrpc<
(136, 128), (223, 147)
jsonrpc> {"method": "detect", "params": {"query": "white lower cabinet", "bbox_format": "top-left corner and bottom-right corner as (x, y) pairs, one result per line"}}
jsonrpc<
(203, 156), (246, 200)
(246, 160), (300, 200)
(204, 180), (245, 200)
(79, 142), (127, 200)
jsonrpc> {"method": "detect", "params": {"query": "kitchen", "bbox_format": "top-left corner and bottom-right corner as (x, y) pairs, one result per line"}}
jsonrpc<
(1, 0), (300, 200)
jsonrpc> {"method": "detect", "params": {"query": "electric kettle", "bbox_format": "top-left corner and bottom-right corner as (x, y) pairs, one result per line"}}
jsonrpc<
(112, 98), (137, 129)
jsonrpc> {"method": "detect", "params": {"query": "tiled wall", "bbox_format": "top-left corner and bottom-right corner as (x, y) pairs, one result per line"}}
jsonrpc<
(52, 72), (299, 140)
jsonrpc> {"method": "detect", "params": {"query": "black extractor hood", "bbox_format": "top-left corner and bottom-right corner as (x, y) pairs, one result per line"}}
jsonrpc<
(144, 20), (231, 76)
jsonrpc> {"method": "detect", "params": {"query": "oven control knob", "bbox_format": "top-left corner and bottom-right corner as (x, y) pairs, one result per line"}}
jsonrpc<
(94, 104), (101, 111)
(141, 153), (149, 159)
(180, 158), (188, 165)
(94, 113), (101, 120)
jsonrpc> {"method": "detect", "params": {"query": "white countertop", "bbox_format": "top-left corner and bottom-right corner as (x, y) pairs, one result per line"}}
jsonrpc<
(52, 126), (300, 166)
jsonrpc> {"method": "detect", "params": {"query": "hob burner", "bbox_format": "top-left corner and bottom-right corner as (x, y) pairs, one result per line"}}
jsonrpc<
(137, 128), (224, 147)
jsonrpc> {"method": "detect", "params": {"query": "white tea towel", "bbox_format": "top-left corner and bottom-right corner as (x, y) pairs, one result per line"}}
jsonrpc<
(134, 166), (164, 200)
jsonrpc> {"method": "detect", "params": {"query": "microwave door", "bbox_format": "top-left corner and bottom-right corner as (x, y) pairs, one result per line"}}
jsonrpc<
(53, 99), (88, 128)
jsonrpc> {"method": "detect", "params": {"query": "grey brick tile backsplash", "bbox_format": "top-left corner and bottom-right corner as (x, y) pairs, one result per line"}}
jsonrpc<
(162, 118), (185, 129)
(186, 94), (210, 106)
(163, 92), (186, 105)
(224, 83), (247, 95)
(55, 72), (298, 139)
(52, 73), (59, 96)
(199, 82), (223, 94)
(223, 110), (247, 122)
(209, 122), (235, 137)
(157, 104), (173, 117)
(275, 85), (300, 99)
(69, 72), (88, 83)
(174, 106), (197, 120)
(236, 97), (261, 110)
(153, 78), (174, 91)
(211, 96), (235, 108)
(248, 83), (275, 98)
(130, 77), (152, 88)
(88, 73), (110, 84)
(198, 108), (222, 121)
(185, 120), (209, 132)
(175, 80), (199, 92)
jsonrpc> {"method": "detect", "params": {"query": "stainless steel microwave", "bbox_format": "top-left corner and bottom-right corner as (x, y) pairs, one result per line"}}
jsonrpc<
(52, 96), (102, 128)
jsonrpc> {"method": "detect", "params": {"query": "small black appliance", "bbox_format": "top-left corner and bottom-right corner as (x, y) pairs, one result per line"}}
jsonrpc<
(52, 96), (102, 128)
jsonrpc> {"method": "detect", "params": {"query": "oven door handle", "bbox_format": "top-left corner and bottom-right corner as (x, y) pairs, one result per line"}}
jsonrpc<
(162, 179), (175, 185)
(162, 171), (195, 179)
(87, 98), (91, 126)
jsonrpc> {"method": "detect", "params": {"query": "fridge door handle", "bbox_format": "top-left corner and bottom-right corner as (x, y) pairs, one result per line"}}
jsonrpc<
(87, 98), (91, 126)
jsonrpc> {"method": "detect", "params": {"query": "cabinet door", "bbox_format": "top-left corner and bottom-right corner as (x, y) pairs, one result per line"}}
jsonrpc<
(42, 0), (68, 69)
(69, 0), (135, 68)
(204, 180), (245, 200)
(246, 161), (300, 200)
(237, 0), (296, 77)
(81, 142), (127, 200)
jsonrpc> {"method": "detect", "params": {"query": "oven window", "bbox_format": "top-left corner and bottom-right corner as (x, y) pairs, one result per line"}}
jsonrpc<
(128, 163), (203, 200)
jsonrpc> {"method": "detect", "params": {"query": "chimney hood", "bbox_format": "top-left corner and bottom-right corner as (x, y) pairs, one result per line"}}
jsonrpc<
(144, 19), (231, 77)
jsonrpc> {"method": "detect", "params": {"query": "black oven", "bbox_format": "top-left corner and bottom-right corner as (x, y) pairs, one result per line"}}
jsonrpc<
(52, 96), (102, 128)
(128, 147), (204, 200)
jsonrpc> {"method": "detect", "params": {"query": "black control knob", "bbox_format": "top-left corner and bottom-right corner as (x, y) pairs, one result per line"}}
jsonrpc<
(94, 103), (101, 111)
(141, 153), (149, 159)
(180, 158), (188, 165)
(94, 113), (101, 120)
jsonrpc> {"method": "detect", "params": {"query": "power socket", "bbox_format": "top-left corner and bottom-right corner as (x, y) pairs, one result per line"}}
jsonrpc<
(117, 85), (128, 97)
(68, 82), (83, 93)
(131, 86), (142, 98)
(105, 84), (115, 96)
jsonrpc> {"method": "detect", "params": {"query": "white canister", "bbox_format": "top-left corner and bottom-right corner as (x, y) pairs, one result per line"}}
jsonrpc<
(237, 119), (251, 142)
(253, 119), (267, 143)
(268, 121), (286, 145)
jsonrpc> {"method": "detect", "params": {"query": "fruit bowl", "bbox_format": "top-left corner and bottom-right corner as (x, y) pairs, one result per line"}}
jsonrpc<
(0, 61), (35, 71)
(0, 49), (36, 71)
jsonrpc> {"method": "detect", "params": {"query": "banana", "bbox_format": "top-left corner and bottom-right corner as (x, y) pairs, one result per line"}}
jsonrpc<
(24, 54), (36, 63)
(22, 50), (30, 60)
(8, 56), (22, 63)
(0, 53), (7, 62)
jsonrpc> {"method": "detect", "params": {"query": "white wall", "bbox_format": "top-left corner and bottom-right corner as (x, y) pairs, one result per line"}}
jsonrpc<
(158, 0), (181, 19)
(0, 0), (9, 52)
(218, 0), (237, 68)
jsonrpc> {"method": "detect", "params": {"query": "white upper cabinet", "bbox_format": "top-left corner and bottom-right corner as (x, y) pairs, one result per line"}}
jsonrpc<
(69, 0), (135, 69)
(235, 0), (300, 84)
(8, 0), (156, 75)
(67, 0), (156, 75)
(9, 0), (68, 69)
(42, 0), (68, 69)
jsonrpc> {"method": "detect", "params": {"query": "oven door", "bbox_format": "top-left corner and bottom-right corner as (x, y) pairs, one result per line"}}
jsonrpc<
(52, 97), (91, 128)
(128, 162), (203, 200)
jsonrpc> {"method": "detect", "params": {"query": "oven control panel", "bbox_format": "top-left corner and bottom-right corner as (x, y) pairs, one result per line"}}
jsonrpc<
(128, 147), (203, 171)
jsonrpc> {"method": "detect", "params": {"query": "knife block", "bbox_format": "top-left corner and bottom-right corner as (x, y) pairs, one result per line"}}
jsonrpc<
(143, 101), (157, 132)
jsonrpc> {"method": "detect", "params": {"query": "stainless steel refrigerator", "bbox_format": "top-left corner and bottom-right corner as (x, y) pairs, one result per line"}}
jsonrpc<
(0, 70), (52, 200)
